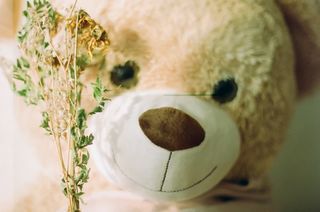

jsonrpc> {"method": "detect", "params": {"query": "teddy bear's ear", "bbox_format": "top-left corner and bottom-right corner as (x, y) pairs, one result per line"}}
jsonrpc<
(277, 0), (320, 98)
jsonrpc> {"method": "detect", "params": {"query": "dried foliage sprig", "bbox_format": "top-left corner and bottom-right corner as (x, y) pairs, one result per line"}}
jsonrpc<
(12, 1), (110, 211)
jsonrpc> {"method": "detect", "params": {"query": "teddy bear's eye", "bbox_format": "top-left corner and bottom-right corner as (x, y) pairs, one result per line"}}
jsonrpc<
(110, 60), (138, 87)
(211, 78), (238, 103)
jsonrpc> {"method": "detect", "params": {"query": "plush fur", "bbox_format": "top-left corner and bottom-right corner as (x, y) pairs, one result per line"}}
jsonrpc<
(0, 0), (320, 211)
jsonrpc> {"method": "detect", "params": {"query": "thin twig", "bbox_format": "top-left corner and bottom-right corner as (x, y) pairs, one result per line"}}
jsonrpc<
(68, 0), (79, 18)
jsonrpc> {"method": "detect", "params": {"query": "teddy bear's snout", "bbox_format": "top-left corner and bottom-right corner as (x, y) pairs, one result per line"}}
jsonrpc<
(90, 91), (241, 200)
(138, 107), (205, 151)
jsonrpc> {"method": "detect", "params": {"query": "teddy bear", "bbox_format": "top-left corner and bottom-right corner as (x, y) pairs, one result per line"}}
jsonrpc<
(0, 0), (320, 211)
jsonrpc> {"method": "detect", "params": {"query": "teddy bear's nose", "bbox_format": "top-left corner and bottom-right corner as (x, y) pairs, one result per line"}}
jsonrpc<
(138, 107), (205, 151)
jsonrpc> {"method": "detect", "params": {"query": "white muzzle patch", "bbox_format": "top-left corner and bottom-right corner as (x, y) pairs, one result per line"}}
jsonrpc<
(89, 90), (240, 201)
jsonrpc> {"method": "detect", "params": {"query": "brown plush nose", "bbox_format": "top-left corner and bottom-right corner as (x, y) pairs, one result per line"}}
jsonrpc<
(138, 107), (205, 151)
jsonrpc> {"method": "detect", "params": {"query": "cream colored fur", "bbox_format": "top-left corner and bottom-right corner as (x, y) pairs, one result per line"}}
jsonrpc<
(1, 0), (320, 211)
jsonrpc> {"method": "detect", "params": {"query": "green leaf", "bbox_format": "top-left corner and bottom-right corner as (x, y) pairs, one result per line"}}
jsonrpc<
(76, 55), (89, 70)
(20, 57), (30, 68)
(81, 151), (90, 165)
(17, 29), (29, 43)
(70, 126), (77, 139)
(38, 76), (45, 87)
(90, 77), (109, 115)
(91, 77), (107, 102)
(17, 89), (27, 97)
(60, 179), (68, 197)
(13, 73), (27, 82)
(48, 7), (57, 23)
(89, 106), (103, 115)
(44, 42), (49, 48)
(40, 112), (51, 134)
(75, 167), (90, 185)
(23, 10), (29, 18)
(69, 67), (75, 79)
(76, 109), (86, 130)
(89, 101), (105, 115)
(16, 59), (22, 69)
(75, 192), (85, 199)
(77, 134), (94, 148)
(76, 83), (83, 105)
(15, 57), (30, 70)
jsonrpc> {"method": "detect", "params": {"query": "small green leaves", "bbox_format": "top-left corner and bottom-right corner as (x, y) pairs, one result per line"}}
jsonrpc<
(92, 77), (108, 102)
(12, 57), (41, 105)
(40, 112), (51, 134)
(76, 55), (89, 70)
(77, 134), (94, 149)
(15, 57), (30, 70)
(17, 32), (28, 44)
(72, 109), (93, 149)
(76, 109), (87, 130)
(79, 150), (90, 165)
(23, 10), (29, 18)
(76, 166), (90, 184)
(20, 57), (30, 68)
(61, 178), (68, 197)
(90, 78), (109, 115)
(89, 101), (105, 115)
(48, 7), (57, 23)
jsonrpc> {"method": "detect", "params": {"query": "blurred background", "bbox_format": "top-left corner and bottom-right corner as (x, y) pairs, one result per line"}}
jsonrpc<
(271, 91), (320, 212)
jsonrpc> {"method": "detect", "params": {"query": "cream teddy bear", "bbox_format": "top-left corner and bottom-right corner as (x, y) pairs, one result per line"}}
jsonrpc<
(0, 0), (320, 211)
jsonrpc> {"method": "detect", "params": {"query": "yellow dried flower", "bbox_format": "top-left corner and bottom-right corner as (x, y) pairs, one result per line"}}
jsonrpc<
(67, 10), (110, 59)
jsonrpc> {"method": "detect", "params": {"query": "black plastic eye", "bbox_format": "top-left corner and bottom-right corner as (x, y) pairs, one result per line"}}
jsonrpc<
(211, 78), (238, 103)
(110, 61), (138, 87)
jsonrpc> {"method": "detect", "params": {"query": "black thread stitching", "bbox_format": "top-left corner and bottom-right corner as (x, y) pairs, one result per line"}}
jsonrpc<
(159, 152), (173, 191)
(161, 166), (218, 193)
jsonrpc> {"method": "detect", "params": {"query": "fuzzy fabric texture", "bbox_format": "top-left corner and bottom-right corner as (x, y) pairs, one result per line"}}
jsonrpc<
(0, 0), (320, 211)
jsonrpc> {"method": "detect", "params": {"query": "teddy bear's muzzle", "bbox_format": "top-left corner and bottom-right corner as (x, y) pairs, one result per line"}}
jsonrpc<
(89, 90), (241, 201)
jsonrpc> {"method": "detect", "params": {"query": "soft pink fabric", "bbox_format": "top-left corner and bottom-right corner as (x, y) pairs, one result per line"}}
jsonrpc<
(81, 178), (273, 211)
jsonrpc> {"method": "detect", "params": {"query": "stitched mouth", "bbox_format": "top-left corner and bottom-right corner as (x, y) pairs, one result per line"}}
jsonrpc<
(113, 149), (218, 193)
(159, 165), (218, 193)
